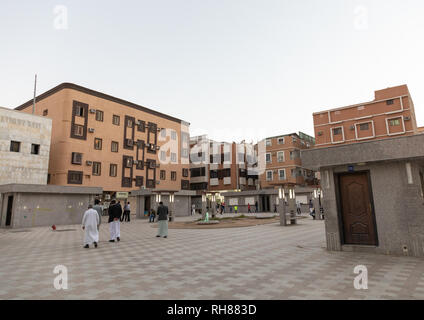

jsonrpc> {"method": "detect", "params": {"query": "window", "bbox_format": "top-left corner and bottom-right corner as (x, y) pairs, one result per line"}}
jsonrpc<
(277, 137), (285, 144)
(210, 170), (218, 178)
(160, 151), (166, 161)
(73, 125), (84, 137)
(333, 127), (342, 135)
(181, 179), (190, 190)
(110, 164), (117, 177)
(359, 123), (369, 131)
(181, 148), (189, 158)
(137, 120), (145, 132)
(112, 115), (120, 125)
(171, 152), (177, 163)
(277, 151), (285, 162)
(43, 109), (48, 116)
(111, 141), (119, 152)
(10, 141), (21, 152)
(95, 110), (103, 121)
(160, 170), (166, 180)
(31, 144), (40, 155)
(92, 162), (101, 176)
(135, 176), (143, 187)
(386, 99), (394, 105)
(278, 169), (286, 180)
(127, 118), (133, 128)
(125, 157), (133, 168)
(171, 130), (177, 140)
(71, 152), (82, 165)
(292, 137), (297, 143)
(265, 139), (272, 146)
(94, 138), (102, 150)
(266, 170), (273, 181)
(68, 171), (83, 184)
(191, 167), (206, 177)
(171, 171), (177, 181)
(266, 153), (272, 163)
(161, 128), (166, 138)
(389, 119), (401, 126)
(290, 150), (300, 160)
(182, 168), (189, 177)
(75, 105), (85, 117)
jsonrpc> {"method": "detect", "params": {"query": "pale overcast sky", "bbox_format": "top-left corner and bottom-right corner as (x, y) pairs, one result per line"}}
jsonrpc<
(1, 0), (423, 143)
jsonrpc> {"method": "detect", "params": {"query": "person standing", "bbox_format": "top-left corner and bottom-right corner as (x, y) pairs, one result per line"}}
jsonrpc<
(296, 201), (302, 215)
(191, 204), (196, 216)
(149, 209), (156, 223)
(82, 204), (100, 248)
(234, 205), (238, 214)
(108, 199), (122, 242)
(123, 202), (131, 222)
(247, 203), (251, 213)
(309, 199), (315, 220)
(255, 201), (258, 213)
(92, 199), (103, 229)
(156, 202), (169, 238)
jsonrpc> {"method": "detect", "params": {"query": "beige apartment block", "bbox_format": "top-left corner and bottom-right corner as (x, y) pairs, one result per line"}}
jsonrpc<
(313, 85), (419, 148)
(0, 107), (52, 185)
(259, 132), (316, 189)
(15, 83), (190, 196)
(189, 135), (258, 193)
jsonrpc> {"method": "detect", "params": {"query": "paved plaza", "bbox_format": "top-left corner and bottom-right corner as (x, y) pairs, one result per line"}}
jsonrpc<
(1, 214), (424, 300)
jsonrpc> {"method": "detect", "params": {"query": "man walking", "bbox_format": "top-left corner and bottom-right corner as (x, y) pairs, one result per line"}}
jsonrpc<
(191, 204), (196, 216)
(123, 201), (131, 222)
(108, 199), (122, 242)
(82, 204), (100, 248)
(156, 201), (169, 238)
(255, 201), (258, 213)
(296, 201), (302, 215)
(92, 199), (103, 229)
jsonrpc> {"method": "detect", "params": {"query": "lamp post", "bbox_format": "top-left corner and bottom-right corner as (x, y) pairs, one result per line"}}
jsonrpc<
(211, 193), (217, 218)
(288, 185), (297, 225)
(169, 193), (175, 222)
(201, 193), (207, 220)
(279, 187), (287, 226)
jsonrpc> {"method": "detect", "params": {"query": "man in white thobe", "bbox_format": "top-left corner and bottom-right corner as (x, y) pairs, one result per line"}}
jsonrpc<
(82, 204), (100, 248)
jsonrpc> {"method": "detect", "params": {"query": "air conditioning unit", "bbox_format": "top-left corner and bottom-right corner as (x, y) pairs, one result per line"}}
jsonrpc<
(155, 145), (160, 150)
(404, 116), (411, 121)
(86, 161), (93, 166)
(133, 160), (139, 165)
(157, 127), (161, 132)
(88, 128), (95, 133)
(317, 131), (323, 136)
(89, 109), (96, 114)
(145, 143), (151, 147)
(350, 125), (355, 130)
(150, 144), (156, 151)
(149, 162), (156, 169)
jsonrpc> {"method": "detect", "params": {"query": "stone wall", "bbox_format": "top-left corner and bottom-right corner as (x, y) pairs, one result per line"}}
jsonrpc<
(0, 107), (52, 185)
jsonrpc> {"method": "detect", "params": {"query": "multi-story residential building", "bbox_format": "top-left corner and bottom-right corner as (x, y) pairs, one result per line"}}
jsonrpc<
(15, 83), (190, 198)
(0, 106), (52, 185)
(189, 135), (258, 193)
(313, 85), (419, 148)
(258, 132), (316, 189)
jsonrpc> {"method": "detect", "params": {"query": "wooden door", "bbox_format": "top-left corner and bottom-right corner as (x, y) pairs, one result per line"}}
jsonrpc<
(339, 172), (377, 246)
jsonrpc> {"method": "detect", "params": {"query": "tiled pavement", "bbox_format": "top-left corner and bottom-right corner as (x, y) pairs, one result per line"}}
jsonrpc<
(0, 214), (424, 300)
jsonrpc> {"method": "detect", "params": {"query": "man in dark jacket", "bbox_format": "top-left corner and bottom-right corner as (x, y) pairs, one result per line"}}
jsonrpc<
(108, 200), (122, 242)
(156, 202), (169, 238)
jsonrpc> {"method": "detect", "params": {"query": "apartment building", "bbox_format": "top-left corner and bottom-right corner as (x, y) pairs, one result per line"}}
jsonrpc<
(259, 132), (316, 189)
(313, 85), (419, 148)
(189, 135), (258, 193)
(15, 83), (190, 197)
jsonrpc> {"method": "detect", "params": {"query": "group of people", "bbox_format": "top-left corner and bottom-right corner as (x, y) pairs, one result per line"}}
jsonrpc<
(81, 199), (169, 248)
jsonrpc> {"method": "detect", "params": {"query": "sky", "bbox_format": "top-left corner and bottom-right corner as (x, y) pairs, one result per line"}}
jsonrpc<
(1, 0), (424, 143)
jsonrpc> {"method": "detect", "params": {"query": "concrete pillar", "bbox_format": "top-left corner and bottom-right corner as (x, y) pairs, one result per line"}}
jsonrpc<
(169, 193), (175, 222)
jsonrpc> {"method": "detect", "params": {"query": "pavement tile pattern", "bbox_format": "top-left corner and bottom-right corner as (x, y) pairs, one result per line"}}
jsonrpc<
(0, 214), (424, 300)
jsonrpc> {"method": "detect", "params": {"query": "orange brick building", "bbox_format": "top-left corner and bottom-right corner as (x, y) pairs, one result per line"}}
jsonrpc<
(15, 83), (190, 197)
(313, 85), (419, 148)
(259, 132), (317, 189)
